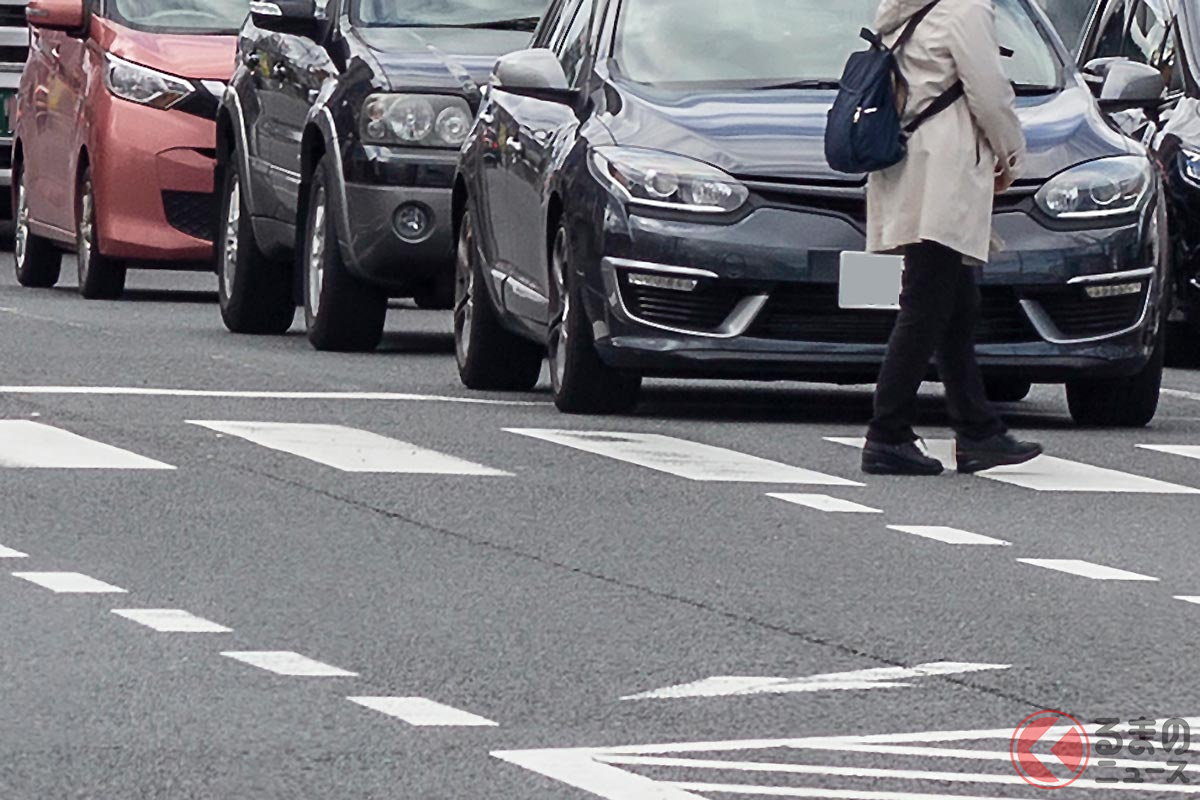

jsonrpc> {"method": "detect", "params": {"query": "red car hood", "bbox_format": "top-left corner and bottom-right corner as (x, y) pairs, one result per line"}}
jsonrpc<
(94, 20), (236, 81)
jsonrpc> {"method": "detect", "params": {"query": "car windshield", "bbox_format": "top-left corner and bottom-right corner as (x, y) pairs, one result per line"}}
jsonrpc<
(110, 0), (249, 33)
(614, 0), (1062, 90)
(354, 0), (546, 29)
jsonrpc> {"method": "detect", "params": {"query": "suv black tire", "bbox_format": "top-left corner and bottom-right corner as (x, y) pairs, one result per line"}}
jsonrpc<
(76, 167), (125, 300)
(1066, 332), (1164, 427)
(13, 163), (62, 288)
(217, 159), (295, 334)
(547, 223), (640, 414)
(302, 156), (387, 352)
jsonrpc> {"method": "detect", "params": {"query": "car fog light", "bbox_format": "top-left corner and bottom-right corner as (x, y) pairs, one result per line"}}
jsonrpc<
(627, 273), (699, 292)
(1085, 282), (1143, 299)
(393, 203), (432, 242)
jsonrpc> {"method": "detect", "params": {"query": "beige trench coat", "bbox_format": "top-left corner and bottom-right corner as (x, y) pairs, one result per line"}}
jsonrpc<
(866, 0), (1026, 264)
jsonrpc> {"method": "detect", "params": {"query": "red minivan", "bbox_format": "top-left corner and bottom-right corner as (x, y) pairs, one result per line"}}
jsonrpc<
(13, 0), (246, 298)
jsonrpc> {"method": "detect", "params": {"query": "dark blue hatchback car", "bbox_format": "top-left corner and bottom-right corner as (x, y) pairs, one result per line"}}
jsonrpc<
(453, 0), (1169, 425)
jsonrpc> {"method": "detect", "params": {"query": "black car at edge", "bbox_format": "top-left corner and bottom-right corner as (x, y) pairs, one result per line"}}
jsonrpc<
(214, 0), (542, 351)
(454, 0), (1171, 424)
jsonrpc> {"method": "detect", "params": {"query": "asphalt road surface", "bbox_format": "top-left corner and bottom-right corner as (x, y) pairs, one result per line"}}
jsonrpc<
(4, 259), (1200, 799)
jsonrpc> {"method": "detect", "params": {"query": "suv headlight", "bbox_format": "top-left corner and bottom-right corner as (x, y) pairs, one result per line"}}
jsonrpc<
(103, 54), (194, 110)
(1035, 156), (1152, 219)
(591, 147), (749, 213)
(360, 94), (473, 148)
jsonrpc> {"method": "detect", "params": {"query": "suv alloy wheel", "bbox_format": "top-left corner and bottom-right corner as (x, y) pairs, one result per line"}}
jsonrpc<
(13, 162), (62, 288)
(76, 167), (126, 300)
(217, 158), (295, 334)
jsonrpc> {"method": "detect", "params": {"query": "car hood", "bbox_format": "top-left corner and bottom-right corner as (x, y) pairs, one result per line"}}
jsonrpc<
(94, 20), (236, 81)
(602, 79), (1137, 183)
(354, 27), (531, 94)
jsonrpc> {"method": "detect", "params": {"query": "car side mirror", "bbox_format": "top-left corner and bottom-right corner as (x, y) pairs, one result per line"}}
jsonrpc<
(26, 0), (85, 33)
(1085, 57), (1165, 110)
(249, 0), (320, 36)
(493, 49), (580, 105)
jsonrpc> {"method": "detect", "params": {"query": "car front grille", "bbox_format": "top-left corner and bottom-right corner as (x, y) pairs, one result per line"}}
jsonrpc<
(162, 190), (216, 241)
(619, 274), (745, 333)
(746, 284), (1038, 345)
(1029, 286), (1147, 339)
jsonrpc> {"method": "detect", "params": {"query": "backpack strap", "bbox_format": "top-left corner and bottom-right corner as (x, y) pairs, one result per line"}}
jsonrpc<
(903, 80), (965, 134)
(891, 0), (943, 52)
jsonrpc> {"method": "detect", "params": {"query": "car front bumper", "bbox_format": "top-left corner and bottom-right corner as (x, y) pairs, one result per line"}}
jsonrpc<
(582, 194), (1167, 384)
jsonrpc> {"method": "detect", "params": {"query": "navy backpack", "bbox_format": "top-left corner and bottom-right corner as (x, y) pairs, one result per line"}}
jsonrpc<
(825, 0), (964, 174)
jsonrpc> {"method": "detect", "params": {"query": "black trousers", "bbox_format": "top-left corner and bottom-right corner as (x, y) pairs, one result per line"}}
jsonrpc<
(867, 240), (1007, 445)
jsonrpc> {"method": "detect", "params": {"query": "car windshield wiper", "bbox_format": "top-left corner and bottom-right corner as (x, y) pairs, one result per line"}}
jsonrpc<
(401, 16), (540, 31)
(1012, 82), (1059, 95)
(751, 79), (841, 91)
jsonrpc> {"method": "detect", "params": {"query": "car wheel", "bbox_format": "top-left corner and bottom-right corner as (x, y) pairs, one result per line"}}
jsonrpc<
(453, 209), (542, 390)
(1066, 332), (1164, 427)
(984, 379), (1032, 403)
(217, 160), (295, 334)
(547, 222), (641, 414)
(13, 163), (62, 288)
(76, 168), (126, 300)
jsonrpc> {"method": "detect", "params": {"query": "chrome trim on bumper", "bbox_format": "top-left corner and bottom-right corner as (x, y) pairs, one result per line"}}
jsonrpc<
(602, 256), (719, 280)
(1066, 267), (1154, 285)
(1019, 282), (1154, 345)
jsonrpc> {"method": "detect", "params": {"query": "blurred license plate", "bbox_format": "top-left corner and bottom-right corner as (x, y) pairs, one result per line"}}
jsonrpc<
(838, 251), (904, 310)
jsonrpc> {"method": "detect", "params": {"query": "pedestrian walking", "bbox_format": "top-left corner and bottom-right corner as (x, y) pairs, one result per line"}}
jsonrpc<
(861, 0), (1044, 476)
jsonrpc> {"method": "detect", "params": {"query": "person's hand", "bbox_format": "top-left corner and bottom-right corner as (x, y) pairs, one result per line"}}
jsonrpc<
(994, 171), (1015, 195)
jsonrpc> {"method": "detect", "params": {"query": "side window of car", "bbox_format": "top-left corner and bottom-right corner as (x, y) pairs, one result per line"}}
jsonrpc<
(1091, 0), (1132, 60)
(557, 0), (595, 87)
(532, 0), (570, 49)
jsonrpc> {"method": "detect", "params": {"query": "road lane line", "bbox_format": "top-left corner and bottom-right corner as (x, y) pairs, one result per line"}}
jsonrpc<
(348, 697), (498, 727)
(221, 651), (357, 677)
(112, 609), (231, 633)
(826, 437), (1199, 493)
(188, 421), (510, 475)
(0, 544), (27, 558)
(886, 525), (1010, 546)
(0, 386), (538, 406)
(13, 571), (127, 593)
(0, 421), (174, 469)
(1139, 444), (1200, 461)
(508, 429), (862, 485)
(768, 494), (882, 514)
(1175, 596), (1200, 605)
(1017, 559), (1159, 581)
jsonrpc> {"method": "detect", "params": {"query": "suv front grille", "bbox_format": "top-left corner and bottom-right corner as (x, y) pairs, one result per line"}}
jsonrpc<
(162, 190), (216, 241)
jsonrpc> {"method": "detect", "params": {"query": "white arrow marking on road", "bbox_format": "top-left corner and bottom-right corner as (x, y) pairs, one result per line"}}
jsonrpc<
(0, 543), (27, 558)
(12, 571), (127, 593)
(0, 420), (174, 469)
(348, 697), (498, 727)
(768, 494), (882, 514)
(221, 651), (357, 677)
(826, 437), (1200, 494)
(887, 525), (1010, 546)
(1139, 444), (1200, 461)
(113, 609), (232, 633)
(1018, 558), (1159, 581)
(509, 429), (861, 485)
(622, 661), (1009, 700)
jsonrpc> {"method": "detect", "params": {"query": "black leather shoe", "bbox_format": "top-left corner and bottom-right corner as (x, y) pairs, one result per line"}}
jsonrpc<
(956, 432), (1043, 474)
(862, 440), (945, 476)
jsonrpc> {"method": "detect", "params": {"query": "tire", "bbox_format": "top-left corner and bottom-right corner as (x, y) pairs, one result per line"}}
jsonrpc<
(1066, 332), (1164, 427)
(985, 379), (1032, 403)
(12, 163), (62, 288)
(76, 168), (126, 300)
(217, 158), (295, 334)
(453, 209), (543, 390)
(547, 222), (641, 414)
(303, 157), (387, 352)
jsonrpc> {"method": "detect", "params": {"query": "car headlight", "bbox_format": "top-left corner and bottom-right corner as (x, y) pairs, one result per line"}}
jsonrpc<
(1035, 156), (1152, 219)
(360, 94), (473, 147)
(591, 147), (749, 213)
(103, 54), (194, 110)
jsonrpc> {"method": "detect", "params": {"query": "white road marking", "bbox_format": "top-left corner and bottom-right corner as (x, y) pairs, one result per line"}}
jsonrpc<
(1139, 444), (1200, 461)
(348, 697), (498, 727)
(622, 662), (1009, 700)
(1175, 596), (1200, 605)
(0, 420), (174, 469)
(112, 609), (232, 633)
(827, 437), (1199, 493)
(12, 571), (127, 593)
(0, 385), (538, 406)
(188, 421), (509, 475)
(1017, 558), (1159, 581)
(0, 544), (27, 558)
(768, 494), (882, 514)
(509, 429), (861, 485)
(1164, 387), (1200, 403)
(221, 651), (357, 677)
(886, 525), (1010, 546)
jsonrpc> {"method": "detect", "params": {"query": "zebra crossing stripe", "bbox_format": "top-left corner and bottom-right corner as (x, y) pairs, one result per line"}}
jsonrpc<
(348, 697), (498, 727)
(188, 421), (510, 475)
(0, 420), (174, 469)
(507, 430), (861, 485)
